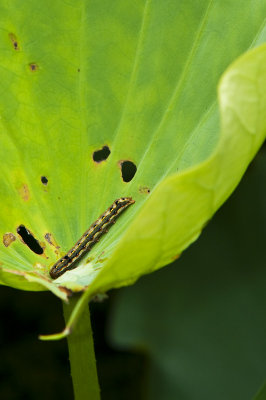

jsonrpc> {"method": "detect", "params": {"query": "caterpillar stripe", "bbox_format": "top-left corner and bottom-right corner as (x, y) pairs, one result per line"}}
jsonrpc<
(49, 197), (135, 279)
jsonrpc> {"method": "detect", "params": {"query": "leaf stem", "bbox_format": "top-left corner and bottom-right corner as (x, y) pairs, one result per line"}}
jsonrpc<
(63, 295), (101, 400)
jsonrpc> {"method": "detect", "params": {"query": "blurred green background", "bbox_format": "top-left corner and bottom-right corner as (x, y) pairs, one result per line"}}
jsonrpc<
(1, 145), (266, 399)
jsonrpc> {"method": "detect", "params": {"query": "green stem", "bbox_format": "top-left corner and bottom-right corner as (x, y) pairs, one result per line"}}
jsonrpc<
(63, 296), (101, 400)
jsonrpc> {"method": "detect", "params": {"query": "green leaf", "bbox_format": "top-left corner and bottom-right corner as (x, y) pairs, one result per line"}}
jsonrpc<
(0, 1), (266, 302)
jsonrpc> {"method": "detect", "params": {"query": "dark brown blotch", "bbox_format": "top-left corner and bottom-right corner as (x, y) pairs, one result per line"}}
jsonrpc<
(9, 33), (20, 51)
(29, 63), (39, 72)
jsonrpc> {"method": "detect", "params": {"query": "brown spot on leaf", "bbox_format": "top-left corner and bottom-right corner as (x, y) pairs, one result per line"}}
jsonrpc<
(44, 233), (60, 249)
(8, 33), (20, 51)
(29, 63), (39, 72)
(3, 233), (16, 247)
(139, 186), (150, 194)
(18, 184), (30, 201)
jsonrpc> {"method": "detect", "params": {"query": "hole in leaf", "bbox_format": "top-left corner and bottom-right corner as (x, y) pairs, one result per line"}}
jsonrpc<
(17, 225), (43, 254)
(93, 145), (111, 162)
(41, 176), (48, 185)
(120, 160), (137, 182)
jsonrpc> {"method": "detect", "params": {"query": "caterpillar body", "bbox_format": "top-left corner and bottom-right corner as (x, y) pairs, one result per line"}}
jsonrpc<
(50, 197), (135, 279)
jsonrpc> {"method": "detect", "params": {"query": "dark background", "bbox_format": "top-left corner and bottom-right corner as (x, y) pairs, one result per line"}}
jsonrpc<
(1, 145), (266, 400)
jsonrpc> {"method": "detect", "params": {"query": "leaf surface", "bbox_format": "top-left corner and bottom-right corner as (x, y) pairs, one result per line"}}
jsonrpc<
(0, 1), (265, 296)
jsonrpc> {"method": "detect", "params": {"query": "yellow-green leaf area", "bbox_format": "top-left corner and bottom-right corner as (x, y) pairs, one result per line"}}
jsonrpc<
(0, 1), (265, 295)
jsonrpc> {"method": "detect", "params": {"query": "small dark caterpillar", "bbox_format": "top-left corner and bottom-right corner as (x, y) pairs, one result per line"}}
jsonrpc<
(50, 197), (135, 279)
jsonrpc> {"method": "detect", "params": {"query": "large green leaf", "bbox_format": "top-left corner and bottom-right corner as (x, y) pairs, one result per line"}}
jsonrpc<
(0, 1), (265, 302)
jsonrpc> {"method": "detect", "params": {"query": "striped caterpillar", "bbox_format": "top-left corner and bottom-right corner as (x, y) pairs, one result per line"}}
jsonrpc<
(50, 197), (135, 279)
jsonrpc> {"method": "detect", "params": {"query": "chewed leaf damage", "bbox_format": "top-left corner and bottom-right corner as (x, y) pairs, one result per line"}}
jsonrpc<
(93, 145), (111, 162)
(17, 225), (44, 255)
